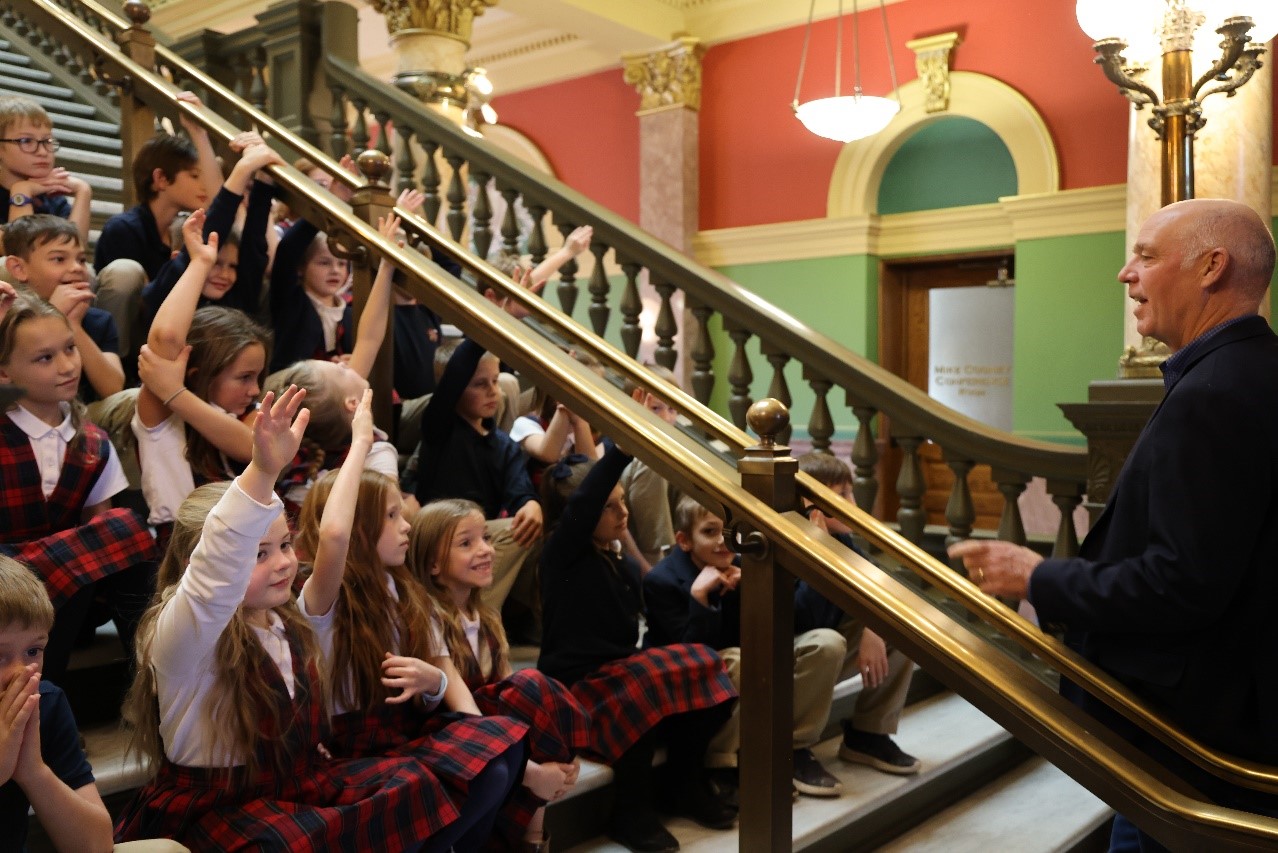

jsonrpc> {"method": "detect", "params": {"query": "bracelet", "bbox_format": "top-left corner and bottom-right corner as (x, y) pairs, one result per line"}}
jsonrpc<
(420, 671), (448, 704)
(162, 387), (189, 407)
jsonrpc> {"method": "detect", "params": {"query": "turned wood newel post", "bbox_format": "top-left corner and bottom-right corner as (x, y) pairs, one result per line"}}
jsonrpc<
(116, 1), (157, 209)
(737, 397), (796, 853)
(347, 150), (397, 431)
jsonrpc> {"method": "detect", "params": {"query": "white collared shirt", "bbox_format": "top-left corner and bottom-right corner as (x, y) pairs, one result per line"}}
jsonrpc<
(8, 404), (127, 506)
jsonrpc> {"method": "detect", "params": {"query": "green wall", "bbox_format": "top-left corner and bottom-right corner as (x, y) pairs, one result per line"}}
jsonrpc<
(878, 118), (1018, 215)
(708, 255), (878, 439)
(1013, 230), (1126, 443)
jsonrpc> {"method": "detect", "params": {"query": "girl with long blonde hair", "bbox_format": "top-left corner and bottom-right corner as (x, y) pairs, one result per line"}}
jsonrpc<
(294, 390), (527, 853)
(116, 387), (453, 852)
(412, 498), (591, 852)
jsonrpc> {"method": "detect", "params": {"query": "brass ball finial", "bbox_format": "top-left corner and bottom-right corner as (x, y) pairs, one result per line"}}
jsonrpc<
(747, 397), (789, 448)
(123, 0), (151, 26)
(355, 149), (392, 185)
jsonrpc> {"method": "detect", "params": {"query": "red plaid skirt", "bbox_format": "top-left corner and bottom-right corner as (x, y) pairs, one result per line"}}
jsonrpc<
(114, 749), (457, 852)
(569, 643), (737, 764)
(473, 669), (592, 849)
(1, 507), (157, 609)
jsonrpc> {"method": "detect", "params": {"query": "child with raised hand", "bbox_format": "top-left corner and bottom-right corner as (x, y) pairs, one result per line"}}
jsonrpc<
(294, 389), (528, 853)
(115, 386), (457, 852)
(539, 443), (739, 852)
(0, 295), (156, 685)
(412, 498), (591, 852)
(131, 209), (272, 535)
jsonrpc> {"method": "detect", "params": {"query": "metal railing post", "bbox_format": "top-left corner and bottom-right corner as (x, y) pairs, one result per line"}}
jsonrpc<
(737, 398), (797, 852)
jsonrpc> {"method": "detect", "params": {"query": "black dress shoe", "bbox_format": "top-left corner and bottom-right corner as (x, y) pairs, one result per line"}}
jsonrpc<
(608, 810), (680, 853)
(659, 775), (738, 830)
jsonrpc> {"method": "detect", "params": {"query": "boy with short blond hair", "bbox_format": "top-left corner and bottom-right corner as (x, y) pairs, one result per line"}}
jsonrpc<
(797, 451), (921, 777)
(3, 215), (123, 401)
(0, 96), (92, 242)
(645, 496), (849, 799)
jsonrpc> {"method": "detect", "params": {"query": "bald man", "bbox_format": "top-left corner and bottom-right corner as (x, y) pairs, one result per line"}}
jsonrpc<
(951, 199), (1278, 846)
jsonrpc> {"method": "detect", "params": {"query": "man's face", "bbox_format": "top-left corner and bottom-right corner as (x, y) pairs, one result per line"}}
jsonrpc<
(1117, 207), (1203, 351)
(0, 121), (56, 183)
(6, 236), (89, 300)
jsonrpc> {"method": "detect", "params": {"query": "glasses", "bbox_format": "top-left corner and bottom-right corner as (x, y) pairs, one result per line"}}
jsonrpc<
(0, 137), (61, 153)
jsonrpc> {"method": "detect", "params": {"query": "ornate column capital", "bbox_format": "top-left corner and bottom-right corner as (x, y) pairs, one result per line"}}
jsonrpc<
(622, 36), (706, 115)
(370, 0), (497, 44)
(906, 31), (961, 113)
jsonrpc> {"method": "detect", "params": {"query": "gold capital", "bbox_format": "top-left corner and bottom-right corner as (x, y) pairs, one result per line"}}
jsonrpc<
(907, 31), (961, 114)
(370, 0), (497, 44)
(622, 36), (706, 115)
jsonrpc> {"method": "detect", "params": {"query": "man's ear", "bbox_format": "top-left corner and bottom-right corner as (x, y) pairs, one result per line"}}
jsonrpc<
(1199, 246), (1229, 290)
(4, 254), (28, 283)
(675, 530), (692, 553)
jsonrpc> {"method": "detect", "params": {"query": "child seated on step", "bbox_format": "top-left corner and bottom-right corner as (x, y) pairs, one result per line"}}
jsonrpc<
(796, 452), (921, 777)
(0, 95), (92, 242)
(539, 444), (739, 852)
(644, 495), (848, 800)
(618, 365), (682, 574)
(411, 498), (591, 851)
(0, 294), (156, 686)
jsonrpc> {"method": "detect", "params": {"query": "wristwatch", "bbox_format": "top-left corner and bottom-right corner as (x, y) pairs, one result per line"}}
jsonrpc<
(8, 192), (31, 207)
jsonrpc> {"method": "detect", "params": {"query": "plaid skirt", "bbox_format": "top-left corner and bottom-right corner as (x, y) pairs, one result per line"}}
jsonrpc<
(1, 507), (157, 609)
(473, 669), (593, 849)
(114, 751), (457, 852)
(569, 643), (737, 763)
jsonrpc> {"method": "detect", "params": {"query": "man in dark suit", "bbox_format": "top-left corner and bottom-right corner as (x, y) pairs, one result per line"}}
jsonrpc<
(950, 198), (1278, 849)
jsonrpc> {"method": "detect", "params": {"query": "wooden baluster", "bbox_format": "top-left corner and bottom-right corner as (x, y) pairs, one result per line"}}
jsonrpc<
(943, 451), (976, 552)
(895, 436), (926, 543)
(726, 323), (753, 430)
(328, 84), (348, 158)
(471, 169), (493, 260)
(1048, 479), (1084, 557)
(249, 46), (267, 113)
(652, 280), (678, 370)
(499, 185), (521, 255)
(395, 126), (416, 195)
(619, 261), (643, 358)
(804, 369), (834, 453)
(991, 468), (1029, 545)
(763, 348), (793, 445)
(587, 241), (611, 336)
(526, 203), (548, 266)
(850, 404), (880, 512)
(688, 302), (715, 407)
(232, 52), (252, 123)
(420, 138), (441, 225)
(555, 222), (580, 316)
(350, 98), (369, 154)
(444, 153), (467, 242)
(374, 110), (393, 156)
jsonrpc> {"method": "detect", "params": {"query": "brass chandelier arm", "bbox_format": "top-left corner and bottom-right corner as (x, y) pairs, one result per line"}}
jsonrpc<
(1190, 18), (1254, 98)
(1093, 39), (1160, 109)
(1197, 45), (1266, 101)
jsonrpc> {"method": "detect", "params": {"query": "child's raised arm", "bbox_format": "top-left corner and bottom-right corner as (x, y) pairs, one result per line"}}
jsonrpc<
(240, 385), (310, 503)
(346, 213), (401, 381)
(301, 389), (374, 617)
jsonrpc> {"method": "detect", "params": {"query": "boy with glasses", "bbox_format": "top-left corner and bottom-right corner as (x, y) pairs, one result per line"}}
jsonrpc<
(0, 95), (92, 243)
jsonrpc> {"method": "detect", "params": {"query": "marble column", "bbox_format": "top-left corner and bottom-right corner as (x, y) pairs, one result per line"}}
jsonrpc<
(622, 36), (706, 375)
(1120, 33), (1273, 375)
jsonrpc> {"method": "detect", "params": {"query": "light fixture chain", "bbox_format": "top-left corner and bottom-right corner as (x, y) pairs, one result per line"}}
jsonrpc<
(792, 0), (818, 107)
(878, 0), (900, 97)
(848, 0), (856, 96)
(837, 0), (846, 98)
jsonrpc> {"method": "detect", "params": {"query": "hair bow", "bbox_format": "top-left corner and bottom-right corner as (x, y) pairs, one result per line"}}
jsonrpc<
(549, 453), (590, 480)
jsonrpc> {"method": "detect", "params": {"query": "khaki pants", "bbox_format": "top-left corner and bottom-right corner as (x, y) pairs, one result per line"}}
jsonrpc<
(838, 618), (914, 735)
(705, 627), (846, 768)
(95, 258), (147, 371)
(480, 517), (539, 615)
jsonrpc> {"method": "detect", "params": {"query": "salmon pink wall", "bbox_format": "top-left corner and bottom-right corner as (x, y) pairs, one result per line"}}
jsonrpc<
(492, 69), (640, 223)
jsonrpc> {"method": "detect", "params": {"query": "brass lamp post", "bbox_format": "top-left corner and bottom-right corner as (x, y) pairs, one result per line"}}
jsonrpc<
(1077, 0), (1275, 205)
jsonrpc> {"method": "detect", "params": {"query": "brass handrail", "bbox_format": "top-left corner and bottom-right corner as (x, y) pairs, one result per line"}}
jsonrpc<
(22, 0), (1278, 834)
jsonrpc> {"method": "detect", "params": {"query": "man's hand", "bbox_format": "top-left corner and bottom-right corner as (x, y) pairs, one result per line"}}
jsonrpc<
(856, 628), (889, 689)
(510, 500), (543, 547)
(947, 539), (1044, 599)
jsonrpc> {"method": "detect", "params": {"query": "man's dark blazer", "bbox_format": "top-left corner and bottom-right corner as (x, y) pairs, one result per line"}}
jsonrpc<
(1030, 315), (1278, 808)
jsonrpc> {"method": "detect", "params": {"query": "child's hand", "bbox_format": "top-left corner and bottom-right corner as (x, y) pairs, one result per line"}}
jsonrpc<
(381, 654), (444, 704)
(690, 563), (734, 606)
(228, 131), (265, 153)
(563, 224), (592, 257)
(0, 282), (17, 319)
(11, 678), (43, 787)
(138, 344), (191, 405)
(377, 213), (403, 244)
(251, 385), (310, 478)
(499, 266), (546, 321)
(351, 388), (374, 448)
(330, 155), (358, 202)
(0, 666), (39, 786)
(237, 141), (285, 175)
(182, 208), (219, 266)
(510, 500), (543, 547)
(174, 91), (209, 137)
(718, 565), (742, 593)
(395, 188), (426, 216)
(47, 283), (92, 327)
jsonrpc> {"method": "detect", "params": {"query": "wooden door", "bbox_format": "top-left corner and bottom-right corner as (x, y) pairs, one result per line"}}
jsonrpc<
(874, 253), (1013, 532)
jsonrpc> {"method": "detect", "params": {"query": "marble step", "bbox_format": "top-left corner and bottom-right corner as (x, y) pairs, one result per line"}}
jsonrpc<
(0, 71), (74, 100)
(0, 59), (50, 82)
